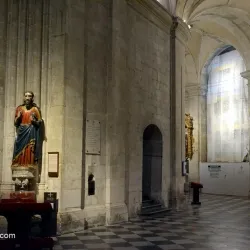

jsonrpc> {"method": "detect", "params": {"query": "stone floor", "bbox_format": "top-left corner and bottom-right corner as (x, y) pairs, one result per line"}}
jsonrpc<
(53, 194), (250, 250)
(0, 193), (250, 249)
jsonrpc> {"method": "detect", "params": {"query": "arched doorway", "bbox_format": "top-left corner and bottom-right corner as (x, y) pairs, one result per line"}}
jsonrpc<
(142, 124), (163, 201)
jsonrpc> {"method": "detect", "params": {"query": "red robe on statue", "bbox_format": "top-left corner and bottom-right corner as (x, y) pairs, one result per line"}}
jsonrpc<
(12, 105), (43, 167)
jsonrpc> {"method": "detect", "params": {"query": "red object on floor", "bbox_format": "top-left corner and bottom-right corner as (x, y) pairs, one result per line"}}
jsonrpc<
(190, 182), (203, 205)
(190, 182), (203, 188)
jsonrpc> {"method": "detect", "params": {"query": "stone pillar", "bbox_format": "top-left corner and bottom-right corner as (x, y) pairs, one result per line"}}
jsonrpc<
(185, 83), (207, 181)
(105, 0), (128, 224)
(240, 70), (250, 197)
(25, 0), (43, 101)
(0, 0), (7, 193)
(60, 0), (85, 211)
(38, 0), (50, 195)
(1, 0), (19, 193)
(43, 0), (65, 204)
(170, 17), (190, 209)
(199, 71), (208, 163)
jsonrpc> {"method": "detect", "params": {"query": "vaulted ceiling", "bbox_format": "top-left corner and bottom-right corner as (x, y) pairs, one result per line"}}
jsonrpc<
(176, 0), (250, 65)
(174, 0), (250, 81)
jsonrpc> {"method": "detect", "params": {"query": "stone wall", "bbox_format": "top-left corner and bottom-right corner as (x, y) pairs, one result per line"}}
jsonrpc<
(83, 0), (111, 225)
(0, 0), (188, 232)
(173, 18), (190, 209)
(45, 0), (65, 204)
(59, 0), (175, 228)
(126, 1), (172, 216)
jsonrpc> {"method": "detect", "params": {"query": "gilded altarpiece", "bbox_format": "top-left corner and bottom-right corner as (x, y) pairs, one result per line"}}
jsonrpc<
(185, 113), (194, 160)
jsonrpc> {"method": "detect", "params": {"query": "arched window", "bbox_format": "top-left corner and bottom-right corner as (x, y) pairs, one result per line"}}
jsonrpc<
(207, 47), (248, 162)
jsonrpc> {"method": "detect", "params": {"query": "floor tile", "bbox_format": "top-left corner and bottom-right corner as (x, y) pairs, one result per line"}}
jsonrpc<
(51, 194), (250, 250)
(158, 244), (185, 249)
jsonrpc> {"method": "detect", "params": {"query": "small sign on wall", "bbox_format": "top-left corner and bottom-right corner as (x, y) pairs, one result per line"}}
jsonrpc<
(208, 165), (221, 178)
(44, 192), (57, 202)
(48, 152), (59, 177)
(85, 120), (101, 155)
(44, 192), (58, 212)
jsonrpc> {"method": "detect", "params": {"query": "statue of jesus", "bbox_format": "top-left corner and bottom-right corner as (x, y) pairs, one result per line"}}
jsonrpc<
(11, 91), (44, 191)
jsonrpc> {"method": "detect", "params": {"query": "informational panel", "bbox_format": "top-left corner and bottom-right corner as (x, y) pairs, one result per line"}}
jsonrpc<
(48, 152), (59, 177)
(200, 162), (250, 197)
(208, 165), (221, 178)
(86, 120), (101, 155)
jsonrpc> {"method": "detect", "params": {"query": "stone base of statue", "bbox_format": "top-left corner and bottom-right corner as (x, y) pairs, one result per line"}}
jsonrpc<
(9, 191), (36, 201)
(11, 165), (37, 192)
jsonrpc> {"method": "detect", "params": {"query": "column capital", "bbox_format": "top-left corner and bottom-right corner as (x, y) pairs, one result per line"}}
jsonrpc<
(241, 70), (250, 80)
(175, 17), (191, 46)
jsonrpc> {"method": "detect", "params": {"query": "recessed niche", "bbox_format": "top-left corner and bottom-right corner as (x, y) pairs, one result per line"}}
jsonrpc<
(88, 173), (95, 196)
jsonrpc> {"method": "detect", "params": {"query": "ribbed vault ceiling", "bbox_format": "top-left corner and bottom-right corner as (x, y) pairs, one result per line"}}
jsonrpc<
(176, 0), (250, 66)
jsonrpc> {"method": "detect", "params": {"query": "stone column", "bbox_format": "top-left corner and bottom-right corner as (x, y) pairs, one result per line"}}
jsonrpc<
(0, 0), (7, 193)
(38, 0), (50, 195)
(60, 0), (85, 211)
(105, 0), (128, 224)
(199, 71), (208, 163)
(170, 17), (190, 209)
(240, 70), (250, 197)
(185, 83), (207, 181)
(1, 0), (19, 193)
(39, 0), (65, 203)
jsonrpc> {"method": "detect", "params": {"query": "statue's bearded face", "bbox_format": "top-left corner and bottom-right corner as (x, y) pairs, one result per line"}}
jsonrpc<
(24, 92), (33, 106)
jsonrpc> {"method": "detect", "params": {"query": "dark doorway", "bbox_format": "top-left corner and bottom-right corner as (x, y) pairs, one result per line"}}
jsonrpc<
(142, 124), (163, 201)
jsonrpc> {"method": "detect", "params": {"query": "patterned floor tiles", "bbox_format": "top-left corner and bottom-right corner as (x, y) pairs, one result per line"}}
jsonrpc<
(53, 194), (250, 250)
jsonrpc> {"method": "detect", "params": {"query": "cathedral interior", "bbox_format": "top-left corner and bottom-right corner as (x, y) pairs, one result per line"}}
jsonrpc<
(0, 0), (250, 249)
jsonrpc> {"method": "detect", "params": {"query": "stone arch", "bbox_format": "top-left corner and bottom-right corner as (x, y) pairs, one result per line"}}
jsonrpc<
(201, 45), (247, 161)
(179, 0), (250, 179)
(201, 45), (232, 73)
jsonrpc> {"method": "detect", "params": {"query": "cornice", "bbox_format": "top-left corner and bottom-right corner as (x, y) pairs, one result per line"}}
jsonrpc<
(126, 0), (173, 32)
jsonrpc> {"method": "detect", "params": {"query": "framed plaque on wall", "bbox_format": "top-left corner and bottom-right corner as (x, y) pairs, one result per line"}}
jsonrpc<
(85, 120), (101, 155)
(48, 152), (59, 177)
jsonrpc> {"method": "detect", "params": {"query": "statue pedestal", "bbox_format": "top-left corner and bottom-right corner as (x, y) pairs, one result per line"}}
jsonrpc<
(1, 191), (36, 202)
(11, 165), (37, 192)
(10, 191), (36, 202)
